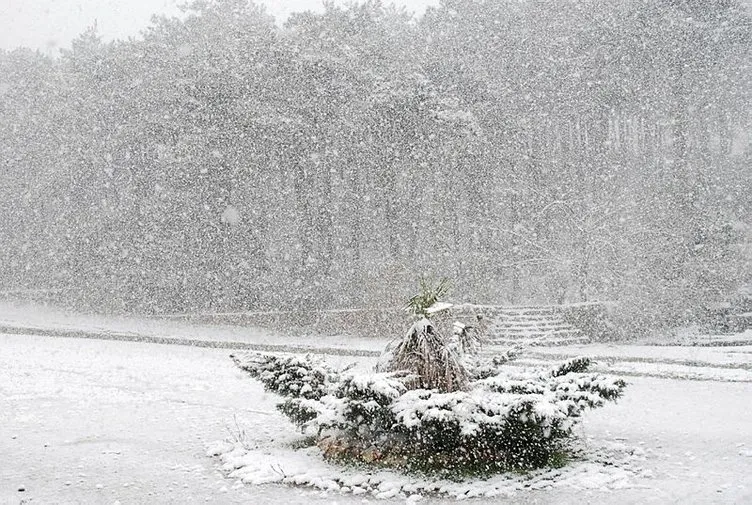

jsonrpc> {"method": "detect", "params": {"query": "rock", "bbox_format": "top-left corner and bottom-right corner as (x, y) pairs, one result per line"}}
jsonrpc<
(362, 446), (382, 463)
(317, 436), (346, 459)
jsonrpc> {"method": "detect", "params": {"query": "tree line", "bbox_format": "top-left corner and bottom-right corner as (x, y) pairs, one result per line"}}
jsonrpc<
(1, 0), (751, 333)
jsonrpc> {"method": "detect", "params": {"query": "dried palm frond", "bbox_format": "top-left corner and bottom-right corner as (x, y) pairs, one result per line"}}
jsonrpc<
(387, 317), (468, 392)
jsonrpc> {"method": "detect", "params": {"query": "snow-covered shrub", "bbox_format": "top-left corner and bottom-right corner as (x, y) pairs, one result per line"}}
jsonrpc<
(231, 352), (339, 425)
(307, 371), (411, 463)
(379, 278), (486, 392)
(386, 317), (469, 392)
(231, 352), (333, 400)
(234, 351), (626, 474)
(232, 283), (627, 475)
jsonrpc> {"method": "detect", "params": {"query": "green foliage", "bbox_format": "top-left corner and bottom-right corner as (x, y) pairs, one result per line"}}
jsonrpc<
(231, 352), (333, 400)
(385, 279), (474, 393)
(278, 398), (321, 427)
(405, 278), (452, 318)
(551, 356), (592, 377)
(232, 350), (627, 474)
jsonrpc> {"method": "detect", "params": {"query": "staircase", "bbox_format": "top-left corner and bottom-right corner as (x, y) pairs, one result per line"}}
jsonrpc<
(455, 305), (591, 347)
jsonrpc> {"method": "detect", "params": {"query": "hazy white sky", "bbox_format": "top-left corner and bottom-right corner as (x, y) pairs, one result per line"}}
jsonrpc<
(0, 0), (440, 53)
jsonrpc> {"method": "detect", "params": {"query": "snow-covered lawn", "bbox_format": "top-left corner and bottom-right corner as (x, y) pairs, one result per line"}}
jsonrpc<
(3, 325), (752, 503)
(530, 342), (752, 368)
(1, 333), (372, 504)
(509, 356), (752, 383)
(0, 300), (386, 353)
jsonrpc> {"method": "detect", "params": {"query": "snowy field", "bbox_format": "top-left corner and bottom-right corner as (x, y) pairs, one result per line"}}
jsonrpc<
(3, 304), (752, 504)
(2, 333), (375, 504)
(0, 301), (386, 354)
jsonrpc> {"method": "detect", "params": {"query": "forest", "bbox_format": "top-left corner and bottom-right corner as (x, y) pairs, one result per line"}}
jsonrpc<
(1, 0), (751, 333)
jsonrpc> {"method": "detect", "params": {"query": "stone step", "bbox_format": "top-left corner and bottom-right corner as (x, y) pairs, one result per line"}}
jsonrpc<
(488, 314), (561, 321)
(489, 331), (577, 337)
(489, 330), (579, 339)
(487, 314), (565, 321)
(454, 303), (605, 345)
(483, 334), (590, 348)
(487, 320), (579, 329)
(454, 306), (566, 318)
(488, 335), (582, 344)
(484, 313), (564, 320)
(488, 322), (574, 330)
(483, 312), (564, 320)
(483, 308), (587, 345)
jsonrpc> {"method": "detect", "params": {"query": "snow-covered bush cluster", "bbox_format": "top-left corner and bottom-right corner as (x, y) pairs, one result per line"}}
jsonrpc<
(231, 352), (340, 426)
(234, 351), (626, 474)
(231, 352), (334, 400)
(233, 280), (626, 475)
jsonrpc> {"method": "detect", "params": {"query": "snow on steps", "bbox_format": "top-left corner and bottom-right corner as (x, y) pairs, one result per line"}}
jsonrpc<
(453, 304), (592, 347)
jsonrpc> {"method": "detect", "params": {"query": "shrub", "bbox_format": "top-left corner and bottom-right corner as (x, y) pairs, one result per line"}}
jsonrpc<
(231, 352), (339, 425)
(232, 282), (627, 475)
(233, 351), (625, 474)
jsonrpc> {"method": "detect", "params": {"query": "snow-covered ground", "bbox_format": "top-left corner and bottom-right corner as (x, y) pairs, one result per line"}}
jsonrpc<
(2, 302), (752, 503)
(1, 333), (375, 504)
(531, 342), (752, 367)
(209, 423), (650, 500)
(0, 301), (386, 354)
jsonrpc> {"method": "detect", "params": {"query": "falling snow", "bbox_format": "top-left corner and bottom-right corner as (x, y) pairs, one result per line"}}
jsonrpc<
(1, 0), (752, 503)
